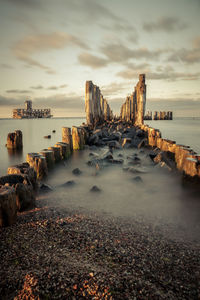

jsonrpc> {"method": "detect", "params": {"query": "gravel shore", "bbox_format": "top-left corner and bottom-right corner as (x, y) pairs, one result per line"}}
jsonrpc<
(0, 193), (199, 299)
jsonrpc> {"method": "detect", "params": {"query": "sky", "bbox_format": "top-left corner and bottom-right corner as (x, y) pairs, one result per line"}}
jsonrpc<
(0, 0), (200, 118)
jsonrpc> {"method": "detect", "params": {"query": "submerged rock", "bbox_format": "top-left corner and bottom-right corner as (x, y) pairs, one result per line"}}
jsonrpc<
(132, 176), (143, 183)
(90, 185), (101, 192)
(72, 168), (82, 176)
(44, 135), (51, 139)
(59, 180), (76, 188)
(39, 183), (53, 193)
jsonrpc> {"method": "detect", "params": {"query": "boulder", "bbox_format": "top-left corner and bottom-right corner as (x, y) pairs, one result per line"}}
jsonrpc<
(132, 176), (143, 183)
(90, 185), (101, 192)
(137, 138), (147, 149)
(0, 186), (17, 227)
(39, 183), (53, 193)
(72, 168), (82, 175)
(122, 138), (132, 148)
(108, 140), (121, 149)
(58, 180), (76, 188)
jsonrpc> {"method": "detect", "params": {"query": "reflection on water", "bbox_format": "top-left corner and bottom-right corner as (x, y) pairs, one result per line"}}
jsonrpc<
(7, 147), (23, 158)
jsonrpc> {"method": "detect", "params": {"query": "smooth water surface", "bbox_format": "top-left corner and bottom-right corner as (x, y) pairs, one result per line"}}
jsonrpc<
(0, 118), (85, 175)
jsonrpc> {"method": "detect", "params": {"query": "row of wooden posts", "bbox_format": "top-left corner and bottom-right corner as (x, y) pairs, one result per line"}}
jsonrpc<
(26, 126), (87, 180)
(141, 124), (200, 178)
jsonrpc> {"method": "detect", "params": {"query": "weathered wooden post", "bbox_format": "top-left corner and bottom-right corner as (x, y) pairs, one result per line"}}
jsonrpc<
(7, 130), (23, 149)
(54, 142), (71, 159)
(40, 150), (55, 169)
(26, 153), (48, 180)
(0, 186), (17, 227)
(62, 127), (73, 151)
(72, 126), (85, 150)
(48, 146), (61, 163)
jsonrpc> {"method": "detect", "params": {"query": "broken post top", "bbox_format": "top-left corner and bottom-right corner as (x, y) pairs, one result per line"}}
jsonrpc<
(85, 81), (113, 126)
(85, 74), (146, 127)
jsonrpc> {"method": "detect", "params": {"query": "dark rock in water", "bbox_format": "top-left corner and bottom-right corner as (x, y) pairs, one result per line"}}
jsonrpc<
(127, 166), (148, 174)
(52, 130), (56, 133)
(39, 183), (53, 193)
(44, 135), (51, 139)
(102, 150), (113, 161)
(88, 134), (99, 145)
(59, 180), (76, 188)
(108, 159), (124, 164)
(90, 145), (98, 151)
(136, 129), (145, 138)
(118, 153), (123, 157)
(72, 168), (82, 175)
(149, 150), (158, 161)
(89, 152), (99, 157)
(90, 185), (101, 192)
(137, 138), (147, 149)
(132, 176), (143, 183)
(108, 140), (121, 149)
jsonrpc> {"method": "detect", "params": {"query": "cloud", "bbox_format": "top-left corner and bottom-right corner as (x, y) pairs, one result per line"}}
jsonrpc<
(143, 17), (187, 32)
(34, 93), (84, 110)
(101, 82), (130, 96)
(167, 48), (200, 64)
(100, 43), (167, 63)
(0, 63), (14, 69)
(117, 66), (200, 81)
(6, 89), (32, 94)
(30, 85), (43, 90)
(30, 84), (68, 90)
(47, 86), (58, 90)
(0, 95), (22, 106)
(5, 0), (41, 8)
(78, 52), (108, 69)
(193, 36), (200, 49)
(13, 32), (89, 73)
(65, 0), (121, 23)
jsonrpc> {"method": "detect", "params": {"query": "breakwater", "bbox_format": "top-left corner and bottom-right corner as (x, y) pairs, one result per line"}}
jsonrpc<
(0, 74), (199, 227)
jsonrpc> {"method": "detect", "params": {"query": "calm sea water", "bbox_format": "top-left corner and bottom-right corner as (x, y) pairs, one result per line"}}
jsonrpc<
(145, 118), (200, 153)
(0, 118), (85, 176)
(0, 117), (199, 176)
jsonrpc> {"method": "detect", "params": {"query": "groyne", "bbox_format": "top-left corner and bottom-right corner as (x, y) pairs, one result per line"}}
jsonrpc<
(0, 74), (199, 227)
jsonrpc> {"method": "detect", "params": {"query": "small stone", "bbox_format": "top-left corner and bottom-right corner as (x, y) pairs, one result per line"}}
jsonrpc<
(39, 183), (53, 193)
(90, 185), (101, 192)
(44, 135), (51, 139)
(59, 180), (76, 188)
(132, 176), (143, 183)
(72, 168), (82, 175)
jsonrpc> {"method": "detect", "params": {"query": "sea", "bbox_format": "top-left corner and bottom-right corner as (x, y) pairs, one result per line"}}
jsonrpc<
(0, 117), (85, 176)
(0, 117), (200, 242)
(0, 117), (199, 176)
